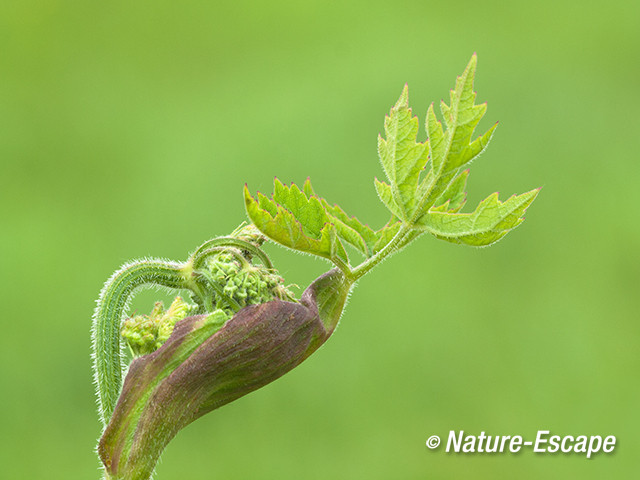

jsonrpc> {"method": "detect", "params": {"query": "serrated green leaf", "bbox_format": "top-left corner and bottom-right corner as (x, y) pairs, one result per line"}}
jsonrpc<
(373, 219), (402, 254)
(302, 177), (315, 198)
(433, 169), (469, 213)
(244, 182), (348, 262)
(430, 201), (450, 213)
(245, 55), (539, 282)
(327, 216), (368, 257)
(374, 178), (403, 219)
(303, 178), (377, 258)
(414, 188), (540, 246)
(377, 85), (429, 220)
(413, 54), (498, 220)
(431, 54), (495, 175)
(272, 179), (327, 238)
(456, 121), (497, 168)
(426, 102), (446, 173)
(257, 191), (278, 217)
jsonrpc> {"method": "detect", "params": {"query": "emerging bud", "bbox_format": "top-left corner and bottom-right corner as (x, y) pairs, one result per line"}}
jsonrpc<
(99, 269), (351, 480)
(201, 250), (295, 314)
(121, 297), (195, 357)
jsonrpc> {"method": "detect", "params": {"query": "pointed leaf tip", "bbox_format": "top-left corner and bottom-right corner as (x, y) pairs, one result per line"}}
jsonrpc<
(394, 84), (409, 108)
(414, 187), (539, 247)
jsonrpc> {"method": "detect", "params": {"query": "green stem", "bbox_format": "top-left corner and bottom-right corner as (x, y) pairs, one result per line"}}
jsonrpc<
(350, 225), (406, 280)
(330, 255), (354, 282)
(191, 237), (273, 270)
(350, 225), (423, 281)
(92, 259), (192, 426)
(193, 246), (250, 271)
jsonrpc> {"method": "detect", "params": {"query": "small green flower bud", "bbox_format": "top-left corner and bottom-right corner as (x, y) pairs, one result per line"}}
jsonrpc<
(200, 247), (295, 312)
(121, 297), (194, 357)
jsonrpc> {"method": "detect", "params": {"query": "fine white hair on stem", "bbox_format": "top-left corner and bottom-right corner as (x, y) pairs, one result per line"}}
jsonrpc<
(91, 257), (187, 427)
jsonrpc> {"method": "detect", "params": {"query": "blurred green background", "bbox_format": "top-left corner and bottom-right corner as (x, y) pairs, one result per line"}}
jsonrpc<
(1, 0), (638, 478)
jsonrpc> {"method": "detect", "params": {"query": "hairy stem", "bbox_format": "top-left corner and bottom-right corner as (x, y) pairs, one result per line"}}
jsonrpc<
(351, 225), (406, 280)
(193, 246), (250, 271)
(350, 225), (423, 281)
(330, 254), (354, 281)
(191, 237), (273, 270)
(92, 259), (192, 426)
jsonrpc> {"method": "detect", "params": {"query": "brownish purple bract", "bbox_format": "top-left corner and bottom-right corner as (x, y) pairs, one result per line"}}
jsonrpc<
(99, 269), (351, 480)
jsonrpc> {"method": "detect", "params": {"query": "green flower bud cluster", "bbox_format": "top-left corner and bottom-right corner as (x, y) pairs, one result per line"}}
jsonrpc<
(121, 297), (194, 357)
(203, 250), (295, 317)
(120, 243), (295, 358)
